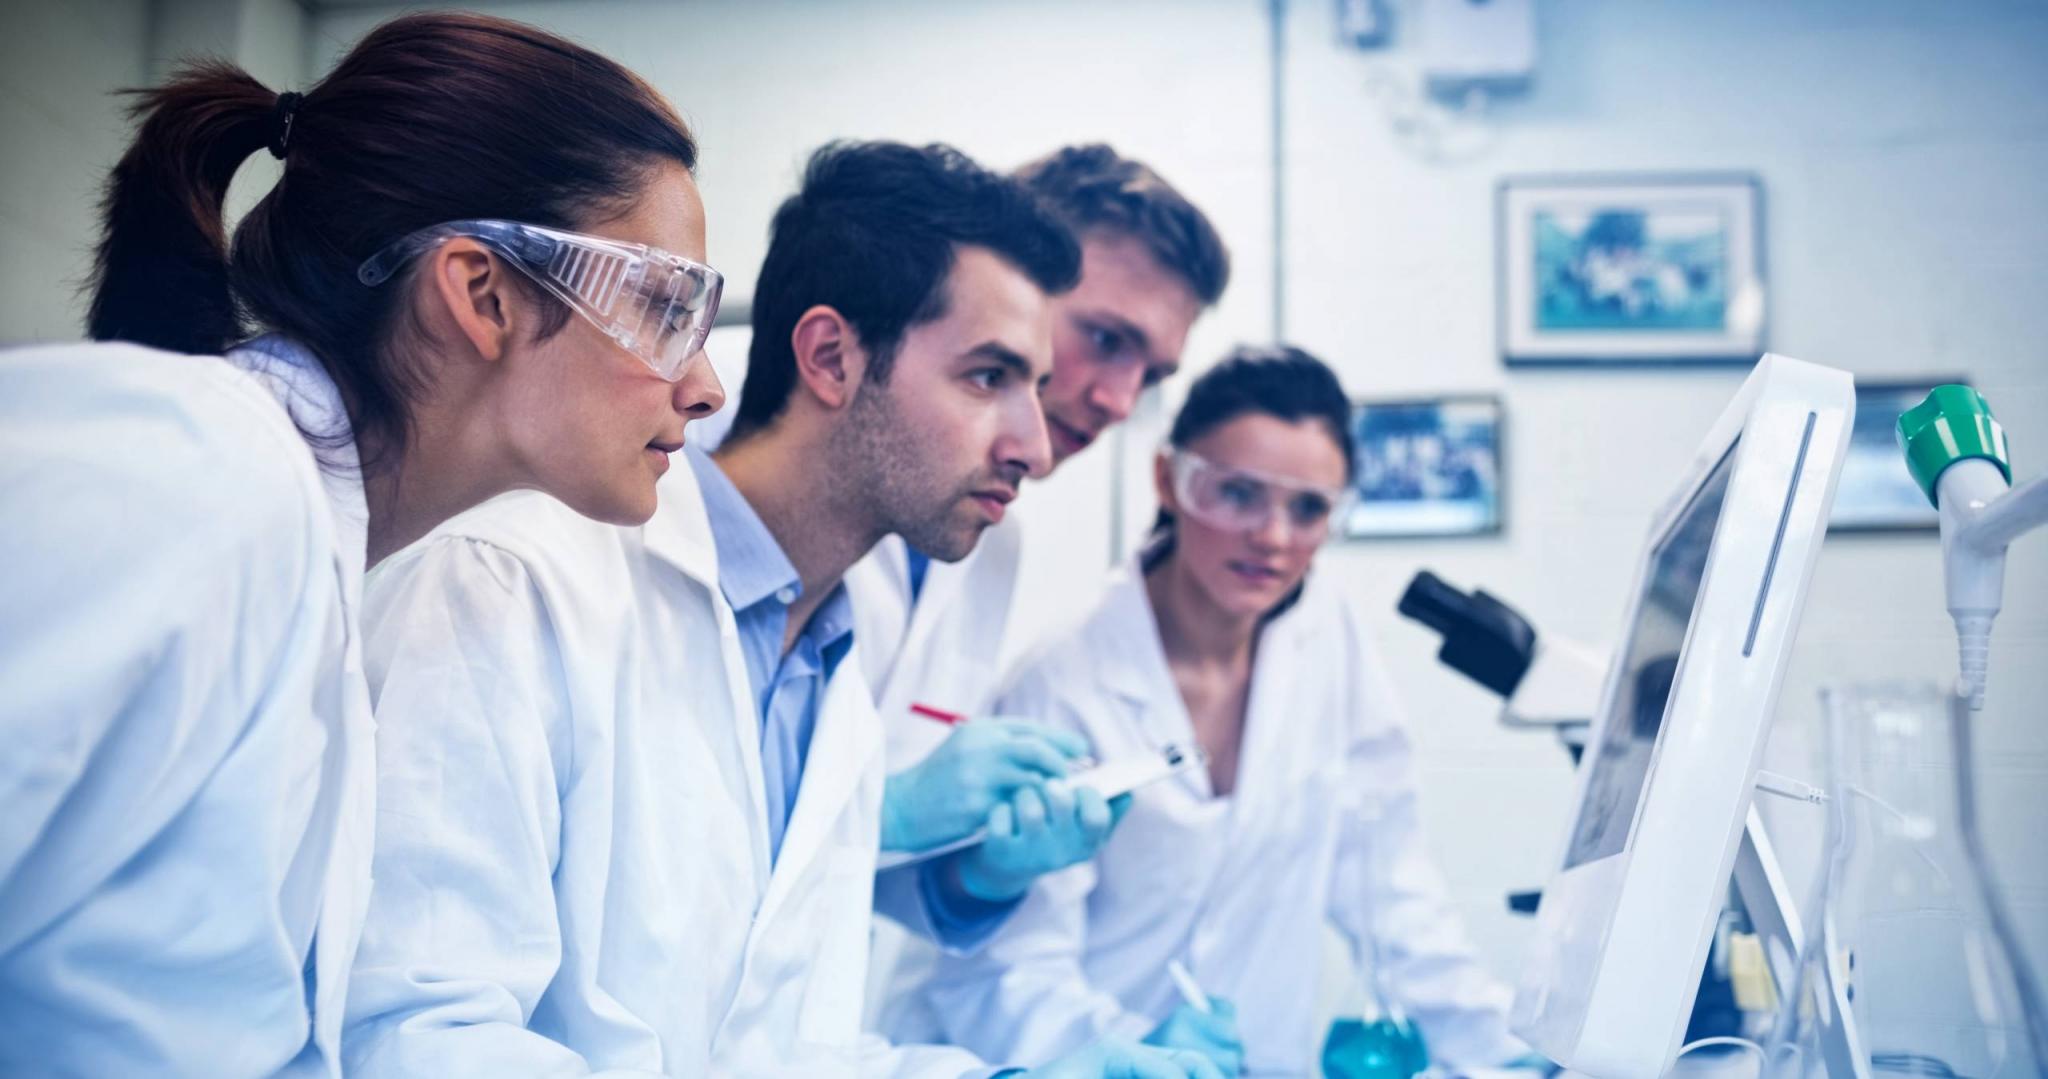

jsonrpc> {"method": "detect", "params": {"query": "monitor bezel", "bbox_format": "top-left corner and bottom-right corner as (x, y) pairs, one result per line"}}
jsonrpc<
(1511, 354), (1856, 1076)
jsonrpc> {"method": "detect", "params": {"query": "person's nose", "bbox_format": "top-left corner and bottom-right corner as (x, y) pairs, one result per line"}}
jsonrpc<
(1001, 395), (1055, 480)
(1085, 363), (1147, 425)
(1247, 501), (1295, 551)
(674, 352), (725, 418)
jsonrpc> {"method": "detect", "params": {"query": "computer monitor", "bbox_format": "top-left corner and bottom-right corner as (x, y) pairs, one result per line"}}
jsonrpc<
(1511, 354), (1856, 1077)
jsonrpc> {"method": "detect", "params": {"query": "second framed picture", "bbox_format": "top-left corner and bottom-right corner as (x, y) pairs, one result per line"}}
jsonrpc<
(1497, 173), (1766, 366)
(1345, 395), (1505, 539)
(1829, 378), (1960, 533)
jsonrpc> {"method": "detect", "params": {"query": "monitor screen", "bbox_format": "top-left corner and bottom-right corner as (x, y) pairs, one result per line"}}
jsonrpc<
(1563, 441), (1737, 869)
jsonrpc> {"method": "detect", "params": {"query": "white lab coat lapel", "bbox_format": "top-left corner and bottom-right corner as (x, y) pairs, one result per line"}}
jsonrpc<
(893, 548), (972, 685)
(856, 519), (1023, 743)
(640, 462), (775, 900)
(1097, 566), (1213, 803)
(1223, 597), (1315, 830)
(849, 538), (913, 689)
(755, 659), (881, 926)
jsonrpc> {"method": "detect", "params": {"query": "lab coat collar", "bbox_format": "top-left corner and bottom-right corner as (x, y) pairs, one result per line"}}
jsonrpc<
(1090, 562), (1218, 803)
(642, 449), (721, 587)
(223, 334), (368, 586)
(642, 456), (778, 889)
(1096, 558), (1328, 810)
(1098, 562), (1171, 709)
(895, 515), (1017, 687)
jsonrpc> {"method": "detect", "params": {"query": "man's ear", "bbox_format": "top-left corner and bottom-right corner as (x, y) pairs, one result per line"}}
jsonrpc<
(423, 238), (515, 363)
(788, 304), (870, 412)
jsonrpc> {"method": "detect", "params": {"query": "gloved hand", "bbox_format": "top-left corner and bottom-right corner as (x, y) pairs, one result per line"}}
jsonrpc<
(1144, 998), (1244, 1076)
(880, 718), (1089, 853)
(952, 780), (1131, 902)
(1023, 1036), (1227, 1079)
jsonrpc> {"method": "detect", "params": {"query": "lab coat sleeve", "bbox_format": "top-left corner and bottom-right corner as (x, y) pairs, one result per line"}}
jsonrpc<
(343, 536), (653, 1077)
(918, 669), (1157, 1066)
(0, 351), (344, 1078)
(1326, 608), (1527, 1068)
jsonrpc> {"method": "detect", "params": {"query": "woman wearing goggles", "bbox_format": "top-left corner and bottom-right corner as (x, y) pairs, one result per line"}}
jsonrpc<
(925, 346), (1525, 1076)
(1166, 449), (1350, 554)
(1, 13), (722, 1076)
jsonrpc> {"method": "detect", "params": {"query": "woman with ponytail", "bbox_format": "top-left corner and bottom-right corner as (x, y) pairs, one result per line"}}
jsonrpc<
(0, 12), (722, 1075)
(922, 347), (1529, 1076)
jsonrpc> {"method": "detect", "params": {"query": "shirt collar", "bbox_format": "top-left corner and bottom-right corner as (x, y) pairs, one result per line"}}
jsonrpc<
(687, 444), (805, 613)
(806, 582), (857, 665)
(685, 445), (858, 659)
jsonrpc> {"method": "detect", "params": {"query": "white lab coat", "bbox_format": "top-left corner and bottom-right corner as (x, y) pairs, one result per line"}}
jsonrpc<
(846, 521), (1026, 772)
(921, 563), (1526, 1075)
(346, 461), (994, 1078)
(846, 522), (1028, 1042)
(0, 340), (374, 1078)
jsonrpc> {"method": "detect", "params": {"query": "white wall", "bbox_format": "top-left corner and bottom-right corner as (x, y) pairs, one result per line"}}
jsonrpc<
(0, 0), (153, 345)
(0, 0), (308, 347)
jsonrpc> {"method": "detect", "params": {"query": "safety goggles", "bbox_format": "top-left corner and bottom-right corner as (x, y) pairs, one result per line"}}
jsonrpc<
(358, 218), (723, 381)
(1168, 449), (1350, 544)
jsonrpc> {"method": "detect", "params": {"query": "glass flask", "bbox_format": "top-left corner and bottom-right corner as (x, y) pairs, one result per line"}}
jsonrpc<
(1322, 932), (1429, 1079)
(1765, 682), (2047, 1078)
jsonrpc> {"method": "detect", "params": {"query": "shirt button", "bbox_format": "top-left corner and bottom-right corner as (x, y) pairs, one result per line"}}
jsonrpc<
(775, 586), (797, 605)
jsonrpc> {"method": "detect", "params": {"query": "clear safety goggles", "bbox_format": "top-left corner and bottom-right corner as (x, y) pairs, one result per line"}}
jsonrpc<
(1168, 449), (1350, 544)
(358, 218), (723, 381)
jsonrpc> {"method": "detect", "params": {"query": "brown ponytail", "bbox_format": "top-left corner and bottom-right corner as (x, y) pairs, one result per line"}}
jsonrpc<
(86, 12), (699, 458)
(87, 61), (277, 357)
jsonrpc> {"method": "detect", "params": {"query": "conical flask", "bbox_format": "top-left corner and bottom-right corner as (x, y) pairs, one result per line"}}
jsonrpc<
(1765, 681), (2047, 1078)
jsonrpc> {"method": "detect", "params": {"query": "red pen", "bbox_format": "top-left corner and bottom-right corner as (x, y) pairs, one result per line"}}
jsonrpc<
(910, 702), (967, 725)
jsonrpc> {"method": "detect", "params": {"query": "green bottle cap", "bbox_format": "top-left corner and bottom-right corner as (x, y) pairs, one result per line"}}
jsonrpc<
(1895, 384), (2011, 508)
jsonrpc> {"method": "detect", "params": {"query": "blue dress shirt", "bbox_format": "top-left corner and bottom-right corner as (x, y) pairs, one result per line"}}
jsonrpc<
(688, 448), (854, 862)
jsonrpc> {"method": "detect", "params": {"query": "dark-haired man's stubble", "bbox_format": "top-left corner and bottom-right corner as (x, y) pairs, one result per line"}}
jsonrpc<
(830, 374), (999, 565)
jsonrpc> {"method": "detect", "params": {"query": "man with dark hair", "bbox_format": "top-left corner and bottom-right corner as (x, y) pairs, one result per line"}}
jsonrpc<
(847, 141), (1228, 1064)
(853, 145), (1239, 1065)
(354, 138), (1220, 1078)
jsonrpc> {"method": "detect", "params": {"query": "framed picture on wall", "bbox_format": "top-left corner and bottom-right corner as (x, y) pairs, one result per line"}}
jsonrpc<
(1498, 173), (1766, 366)
(1829, 378), (1959, 533)
(1344, 395), (1504, 539)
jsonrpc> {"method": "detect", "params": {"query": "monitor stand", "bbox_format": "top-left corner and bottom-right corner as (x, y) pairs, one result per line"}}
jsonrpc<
(1731, 806), (1866, 1077)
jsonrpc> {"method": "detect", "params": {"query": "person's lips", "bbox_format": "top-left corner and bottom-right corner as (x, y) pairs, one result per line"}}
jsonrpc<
(1047, 415), (1094, 457)
(969, 487), (1016, 523)
(1225, 559), (1286, 586)
(645, 437), (684, 474)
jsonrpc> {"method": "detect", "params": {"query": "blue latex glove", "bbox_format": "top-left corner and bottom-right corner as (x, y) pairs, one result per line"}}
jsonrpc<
(881, 718), (1089, 853)
(1022, 1037), (1227, 1079)
(953, 781), (1131, 902)
(1145, 998), (1244, 1077)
